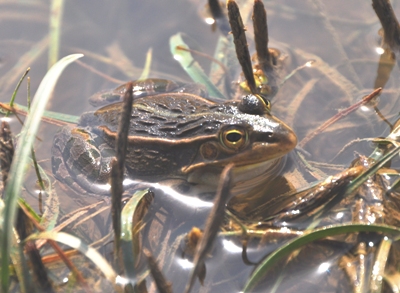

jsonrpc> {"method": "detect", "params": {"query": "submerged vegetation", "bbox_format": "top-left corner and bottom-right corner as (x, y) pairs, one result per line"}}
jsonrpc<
(2, 0), (400, 292)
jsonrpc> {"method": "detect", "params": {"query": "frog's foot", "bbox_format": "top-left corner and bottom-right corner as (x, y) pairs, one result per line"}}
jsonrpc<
(52, 126), (115, 196)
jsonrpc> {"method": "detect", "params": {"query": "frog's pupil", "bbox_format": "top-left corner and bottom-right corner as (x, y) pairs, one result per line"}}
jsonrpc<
(227, 132), (242, 143)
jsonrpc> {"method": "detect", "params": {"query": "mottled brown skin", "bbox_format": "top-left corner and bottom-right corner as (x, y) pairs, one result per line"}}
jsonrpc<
(52, 79), (297, 196)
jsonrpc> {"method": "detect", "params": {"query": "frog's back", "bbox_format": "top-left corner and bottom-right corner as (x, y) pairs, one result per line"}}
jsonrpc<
(94, 93), (240, 139)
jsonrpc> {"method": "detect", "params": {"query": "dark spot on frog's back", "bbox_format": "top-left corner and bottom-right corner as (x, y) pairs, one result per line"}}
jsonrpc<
(136, 107), (152, 114)
(137, 120), (156, 126)
(125, 146), (193, 177)
(149, 115), (168, 121)
(155, 103), (169, 110)
(170, 108), (183, 113)
(175, 124), (204, 137)
(176, 117), (202, 128)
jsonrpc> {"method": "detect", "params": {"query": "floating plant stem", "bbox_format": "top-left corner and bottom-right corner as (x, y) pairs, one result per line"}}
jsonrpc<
(298, 88), (382, 148)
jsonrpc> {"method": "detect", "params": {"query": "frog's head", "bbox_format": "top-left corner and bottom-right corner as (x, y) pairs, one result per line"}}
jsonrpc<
(91, 92), (295, 185)
(183, 94), (297, 183)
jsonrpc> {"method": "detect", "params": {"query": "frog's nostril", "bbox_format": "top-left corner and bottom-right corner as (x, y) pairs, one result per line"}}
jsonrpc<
(265, 132), (274, 140)
(256, 132), (278, 143)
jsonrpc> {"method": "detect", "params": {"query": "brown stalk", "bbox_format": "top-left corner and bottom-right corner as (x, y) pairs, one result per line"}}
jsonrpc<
(298, 88), (382, 148)
(0, 121), (14, 188)
(143, 249), (173, 293)
(184, 164), (234, 293)
(227, 0), (257, 94)
(111, 81), (133, 265)
(252, 0), (273, 73)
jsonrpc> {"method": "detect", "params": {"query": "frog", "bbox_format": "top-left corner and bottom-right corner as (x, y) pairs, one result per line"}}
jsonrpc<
(51, 78), (297, 196)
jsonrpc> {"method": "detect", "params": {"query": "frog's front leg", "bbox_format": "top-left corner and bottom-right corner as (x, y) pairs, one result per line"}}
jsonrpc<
(52, 125), (115, 195)
(267, 166), (365, 225)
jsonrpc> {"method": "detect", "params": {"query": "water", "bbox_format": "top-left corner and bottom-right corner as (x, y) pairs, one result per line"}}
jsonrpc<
(2, 0), (400, 292)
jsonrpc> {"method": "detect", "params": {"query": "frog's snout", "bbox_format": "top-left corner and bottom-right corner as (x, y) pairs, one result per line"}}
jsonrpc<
(274, 123), (297, 154)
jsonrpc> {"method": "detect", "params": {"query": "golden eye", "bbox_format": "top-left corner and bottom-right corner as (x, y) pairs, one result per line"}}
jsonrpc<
(258, 95), (271, 111)
(220, 127), (248, 150)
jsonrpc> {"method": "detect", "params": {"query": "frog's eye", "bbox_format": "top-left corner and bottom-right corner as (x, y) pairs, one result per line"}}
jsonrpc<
(220, 127), (248, 150)
(238, 94), (271, 115)
(261, 96), (271, 111)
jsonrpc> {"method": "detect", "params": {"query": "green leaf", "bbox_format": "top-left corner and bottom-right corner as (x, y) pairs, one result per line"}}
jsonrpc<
(243, 224), (400, 292)
(169, 33), (225, 99)
(120, 189), (154, 283)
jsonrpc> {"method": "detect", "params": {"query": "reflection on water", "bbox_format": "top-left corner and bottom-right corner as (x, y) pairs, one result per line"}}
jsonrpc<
(3, 0), (400, 292)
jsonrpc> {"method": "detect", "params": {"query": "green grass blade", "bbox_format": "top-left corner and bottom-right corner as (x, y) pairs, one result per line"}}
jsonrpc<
(0, 199), (32, 293)
(48, 0), (65, 67)
(0, 54), (83, 292)
(243, 224), (400, 292)
(138, 48), (153, 81)
(6, 68), (30, 118)
(120, 189), (153, 283)
(169, 33), (225, 99)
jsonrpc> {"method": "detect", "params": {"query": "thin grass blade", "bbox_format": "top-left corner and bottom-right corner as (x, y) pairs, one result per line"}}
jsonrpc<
(26, 231), (119, 287)
(48, 0), (65, 67)
(243, 224), (400, 292)
(121, 189), (154, 283)
(138, 48), (153, 81)
(169, 33), (225, 99)
(0, 54), (83, 292)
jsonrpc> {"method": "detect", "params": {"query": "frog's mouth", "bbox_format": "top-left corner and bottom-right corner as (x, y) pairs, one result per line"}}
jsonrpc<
(231, 127), (297, 167)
